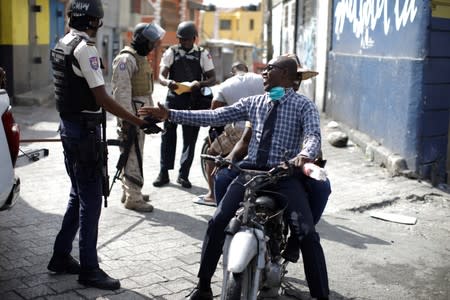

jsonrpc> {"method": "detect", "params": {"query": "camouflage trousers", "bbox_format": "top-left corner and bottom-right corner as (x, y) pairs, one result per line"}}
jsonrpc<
(118, 124), (146, 203)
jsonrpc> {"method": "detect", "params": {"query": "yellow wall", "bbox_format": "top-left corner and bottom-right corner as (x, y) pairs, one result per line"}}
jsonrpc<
(0, 0), (29, 45)
(432, 0), (450, 18)
(36, 0), (50, 45)
(202, 9), (263, 49)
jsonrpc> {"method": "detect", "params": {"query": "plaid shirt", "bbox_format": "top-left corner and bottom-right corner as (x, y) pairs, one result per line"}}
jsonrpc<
(170, 88), (321, 168)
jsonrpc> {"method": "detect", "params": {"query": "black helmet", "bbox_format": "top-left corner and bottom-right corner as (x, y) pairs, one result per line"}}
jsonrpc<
(131, 23), (166, 56)
(133, 23), (166, 44)
(68, 0), (104, 18)
(176, 21), (198, 39)
(68, 0), (104, 31)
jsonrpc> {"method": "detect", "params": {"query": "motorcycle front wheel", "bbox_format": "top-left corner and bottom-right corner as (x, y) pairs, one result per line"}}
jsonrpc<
(224, 267), (257, 300)
(224, 272), (242, 300)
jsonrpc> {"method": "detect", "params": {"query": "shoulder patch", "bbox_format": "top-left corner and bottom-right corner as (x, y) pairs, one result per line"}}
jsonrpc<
(89, 57), (99, 70)
(119, 61), (126, 71)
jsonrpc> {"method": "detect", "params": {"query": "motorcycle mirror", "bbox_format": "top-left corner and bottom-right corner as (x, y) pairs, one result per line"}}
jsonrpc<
(200, 86), (212, 97)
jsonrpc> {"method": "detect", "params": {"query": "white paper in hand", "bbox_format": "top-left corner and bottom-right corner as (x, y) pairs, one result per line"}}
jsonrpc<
(303, 163), (328, 181)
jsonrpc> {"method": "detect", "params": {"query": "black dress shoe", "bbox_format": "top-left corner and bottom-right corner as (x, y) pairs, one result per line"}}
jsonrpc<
(47, 254), (80, 274)
(78, 268), (121, 290)
(153, 172), (169, 187)
(185, 287), (213, 300)
(177, 176), (192, 188)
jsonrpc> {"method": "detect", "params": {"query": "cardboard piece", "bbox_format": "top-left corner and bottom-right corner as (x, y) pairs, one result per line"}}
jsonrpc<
(369, 212), (417, 225)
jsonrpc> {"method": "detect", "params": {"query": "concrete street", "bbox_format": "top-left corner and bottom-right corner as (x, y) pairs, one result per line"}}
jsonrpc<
(1, 83), (449, 300)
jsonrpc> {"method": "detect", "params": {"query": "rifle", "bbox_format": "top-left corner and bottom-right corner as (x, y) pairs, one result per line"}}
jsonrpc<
(100, 109), (110, 207)
(108, 123), (138, 194)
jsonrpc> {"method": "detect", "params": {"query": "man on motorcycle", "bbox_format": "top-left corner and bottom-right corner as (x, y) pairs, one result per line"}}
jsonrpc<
(138, 55), (330, 300)
(214, 54), (331, 263)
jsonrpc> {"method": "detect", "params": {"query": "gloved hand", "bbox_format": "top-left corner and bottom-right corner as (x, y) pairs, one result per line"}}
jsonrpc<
(140, 116), (163, 134)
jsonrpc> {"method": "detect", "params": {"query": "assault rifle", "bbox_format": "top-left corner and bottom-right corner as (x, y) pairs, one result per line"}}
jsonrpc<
(100, 109), (110, 207)
(108, 123), (138, 194)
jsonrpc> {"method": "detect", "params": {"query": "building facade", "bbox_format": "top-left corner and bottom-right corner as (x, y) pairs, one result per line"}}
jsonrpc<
(200, 3), (265, 81)
(0, 0), (206, 102)
(271, 0), (450, 184)
(0, 0), (66, 102)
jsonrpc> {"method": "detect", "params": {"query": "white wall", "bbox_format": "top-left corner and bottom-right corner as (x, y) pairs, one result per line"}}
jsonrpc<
(314, 0), (331, 112)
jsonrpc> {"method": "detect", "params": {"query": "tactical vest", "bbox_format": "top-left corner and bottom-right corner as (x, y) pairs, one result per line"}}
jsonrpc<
(169, 45), (203, 83)
(50, 35), (100, 113)
(119, 46), (153, 97)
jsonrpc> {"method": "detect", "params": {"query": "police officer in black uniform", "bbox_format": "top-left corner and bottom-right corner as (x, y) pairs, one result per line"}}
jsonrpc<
(153, 21), (216, 188)
(47, 0), (158, 290)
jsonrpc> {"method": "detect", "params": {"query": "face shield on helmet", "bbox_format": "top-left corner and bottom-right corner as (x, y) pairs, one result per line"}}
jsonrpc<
(140, 23), (166, 43)
(132, 23), (166, 56)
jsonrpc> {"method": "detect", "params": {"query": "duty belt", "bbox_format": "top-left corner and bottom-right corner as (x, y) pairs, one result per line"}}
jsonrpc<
(60, 112), (103, 127)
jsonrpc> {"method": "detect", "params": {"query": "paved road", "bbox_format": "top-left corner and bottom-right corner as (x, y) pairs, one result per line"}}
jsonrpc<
(1, 84), (449, 299)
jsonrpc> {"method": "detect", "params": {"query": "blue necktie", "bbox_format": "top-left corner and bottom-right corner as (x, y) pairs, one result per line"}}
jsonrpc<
(256, 101), (279, 168)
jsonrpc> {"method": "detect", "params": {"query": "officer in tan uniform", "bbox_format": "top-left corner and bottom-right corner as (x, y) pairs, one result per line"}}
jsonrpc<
(111, 22), (165, 212)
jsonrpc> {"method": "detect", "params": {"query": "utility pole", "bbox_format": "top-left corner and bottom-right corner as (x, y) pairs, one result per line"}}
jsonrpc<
(266, 0), (273, 61)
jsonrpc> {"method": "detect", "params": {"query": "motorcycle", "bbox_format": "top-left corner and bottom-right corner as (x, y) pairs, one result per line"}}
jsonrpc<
(201, 154), (294, 300)
(200, 126), (225, 182)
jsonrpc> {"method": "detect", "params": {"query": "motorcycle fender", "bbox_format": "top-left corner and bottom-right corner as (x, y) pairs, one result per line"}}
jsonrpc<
(227, 231), (258, 273)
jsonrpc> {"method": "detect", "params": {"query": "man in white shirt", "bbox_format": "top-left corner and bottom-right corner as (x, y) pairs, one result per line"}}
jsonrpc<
(194, 62), (264, 206)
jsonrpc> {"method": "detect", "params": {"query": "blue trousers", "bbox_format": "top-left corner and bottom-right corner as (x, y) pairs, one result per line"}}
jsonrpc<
(52, 120), (103, 269)
(201, 172), (329, 298)
(214, 167), (331, 224)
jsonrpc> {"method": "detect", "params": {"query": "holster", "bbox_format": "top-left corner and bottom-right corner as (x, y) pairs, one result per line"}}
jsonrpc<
(78, 113), (103, 164)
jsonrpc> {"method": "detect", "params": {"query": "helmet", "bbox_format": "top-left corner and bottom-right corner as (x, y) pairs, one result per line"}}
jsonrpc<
(131, 22), (165, 56)
(68, 0), (104, 18)
(133, 23), (166, 44)
(176, 21), (198, 39)
(68, 0), (104, 31)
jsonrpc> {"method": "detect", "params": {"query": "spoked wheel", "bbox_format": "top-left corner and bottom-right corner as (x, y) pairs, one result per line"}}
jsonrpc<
(200, 137), (210, 183)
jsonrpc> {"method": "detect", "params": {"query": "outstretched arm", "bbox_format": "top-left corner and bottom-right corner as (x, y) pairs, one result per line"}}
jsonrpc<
(92, 85), (145, 127)
(138, 102), (170, 121)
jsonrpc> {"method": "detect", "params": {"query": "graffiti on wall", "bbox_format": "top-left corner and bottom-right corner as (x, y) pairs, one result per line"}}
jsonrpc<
(298, 19), (316, 69)
(334, 0), (418, 49)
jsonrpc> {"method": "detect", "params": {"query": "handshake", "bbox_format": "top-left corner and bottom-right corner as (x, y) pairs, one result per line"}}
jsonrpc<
(140, 116), (163, 134)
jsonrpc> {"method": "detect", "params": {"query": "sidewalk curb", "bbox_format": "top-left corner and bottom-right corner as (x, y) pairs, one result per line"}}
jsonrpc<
(332, 120), (409, 176)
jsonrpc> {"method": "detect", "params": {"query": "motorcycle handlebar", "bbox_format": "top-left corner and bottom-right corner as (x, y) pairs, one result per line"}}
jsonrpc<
(200, 154), (297, 177)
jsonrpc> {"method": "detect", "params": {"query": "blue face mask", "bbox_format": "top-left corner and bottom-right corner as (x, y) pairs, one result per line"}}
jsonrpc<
(269, 86), (285, 101)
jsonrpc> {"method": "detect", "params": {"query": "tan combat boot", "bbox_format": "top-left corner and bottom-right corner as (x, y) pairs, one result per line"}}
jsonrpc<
(122, 193), (150, 203)
(124, 199), (153, 212)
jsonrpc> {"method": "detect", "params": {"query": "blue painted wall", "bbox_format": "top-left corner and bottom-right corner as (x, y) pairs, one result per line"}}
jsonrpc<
(49, 0), (65, 50)
(327, 0), (450, 183)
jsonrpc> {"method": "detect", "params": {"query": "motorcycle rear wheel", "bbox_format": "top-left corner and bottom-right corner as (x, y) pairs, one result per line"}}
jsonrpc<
(200, 137), (210, 183)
